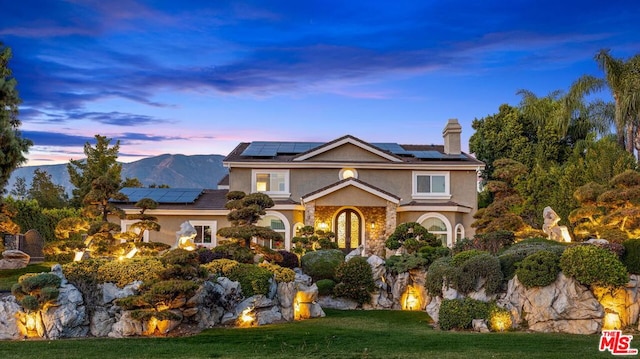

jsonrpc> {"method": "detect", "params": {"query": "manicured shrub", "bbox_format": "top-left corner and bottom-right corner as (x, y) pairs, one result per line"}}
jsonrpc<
(316, 279), (336, 296)
(12, 273), (62, 312)
(212, 242), (254, 263)
(225, 263), (273, 297)
(203, 258), (239, 276)
(385, 222), (439, 253)
(515, 250), (560, 288)
(300, 249), (345, 281)
(277, 250), (300, 269)
(385, 253), (429, 274)
(560, 244), (628, 287)
(451, 249), (488, 267)
(498, 253), (522, 281)
(259, 262), (295, 283)
(623, 239), (640, 274)
(498, 238), (566, 280)
(333, 256), (375, 305)
(473, 230), (515, 254)
(43, 239), (85, 263)
(96, 258), (164, 287)
(425, 257), (453, 297)
(418, 245), (450, 266)
(62, 259), (106, 287)
(439, 297), (490, 330)
(454, 253), (503, 295)
(452, 238), (475, 254)
(197, 247), (223, 264)
(161, 248), (199, 267)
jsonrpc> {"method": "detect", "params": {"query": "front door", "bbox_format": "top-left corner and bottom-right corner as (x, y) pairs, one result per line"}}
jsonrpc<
(335, 209), (361, 252)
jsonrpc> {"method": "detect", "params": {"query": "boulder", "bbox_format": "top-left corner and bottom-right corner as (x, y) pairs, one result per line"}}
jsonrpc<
(40, 277), (89, 339)
(317, 296), (358, 310)
(100, 281), (141, 305)
(0, 296), (21, 340)
(0, 250), (30, 270)
(500, 273), (604, 334)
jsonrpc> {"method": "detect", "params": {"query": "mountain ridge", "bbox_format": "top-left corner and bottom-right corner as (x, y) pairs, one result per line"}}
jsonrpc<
(6, 154), (228, 195)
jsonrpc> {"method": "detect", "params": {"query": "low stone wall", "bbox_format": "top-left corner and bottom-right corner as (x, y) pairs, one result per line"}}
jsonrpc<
(0, 266), (325, 339)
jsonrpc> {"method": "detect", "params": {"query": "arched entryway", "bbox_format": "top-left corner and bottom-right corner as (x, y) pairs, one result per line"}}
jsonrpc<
(334, 208), (362, 252)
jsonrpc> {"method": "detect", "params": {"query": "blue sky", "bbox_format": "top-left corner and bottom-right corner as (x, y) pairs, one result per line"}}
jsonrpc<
(2, 0), (639, 165)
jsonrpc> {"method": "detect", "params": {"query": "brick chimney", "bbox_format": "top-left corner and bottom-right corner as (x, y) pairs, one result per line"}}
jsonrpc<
(442, 118), (462, 155)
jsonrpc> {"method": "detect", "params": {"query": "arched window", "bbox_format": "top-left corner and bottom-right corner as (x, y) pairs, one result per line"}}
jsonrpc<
(417, 213), (452, 247)
(455, 223), (465, 242)
(339, 168), (358, 180)
(256, 214), (288, 250)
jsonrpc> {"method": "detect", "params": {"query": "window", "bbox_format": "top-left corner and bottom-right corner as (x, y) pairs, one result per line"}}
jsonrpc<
(121, 220), (149, 242)
(256, 215), (286, 250)
(252, 170), (290, 198)
(421, 217), (447, 246)
(189, 221), (217, 247)
(412, 171), (450, 199)
(339, 168), (358, 180)
(455, 223), (465, 242)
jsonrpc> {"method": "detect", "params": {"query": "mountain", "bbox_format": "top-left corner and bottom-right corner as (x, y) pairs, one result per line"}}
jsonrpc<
(6, 154), (228, 195)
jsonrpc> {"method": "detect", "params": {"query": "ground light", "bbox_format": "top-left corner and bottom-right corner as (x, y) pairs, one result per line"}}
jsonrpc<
(593, 286), (628, 330)
(238, 307), (255, 327)
(400, 285), (425, 311)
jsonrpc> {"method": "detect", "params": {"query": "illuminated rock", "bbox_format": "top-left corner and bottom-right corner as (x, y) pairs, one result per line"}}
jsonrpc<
(0, 250), (30, 270)
(0, 296), (21, 340)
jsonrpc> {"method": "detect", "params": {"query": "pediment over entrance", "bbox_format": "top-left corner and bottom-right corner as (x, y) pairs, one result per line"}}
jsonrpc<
(301, 178), (400, 206)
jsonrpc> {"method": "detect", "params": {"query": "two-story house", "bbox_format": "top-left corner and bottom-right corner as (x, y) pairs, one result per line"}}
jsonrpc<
(113, 119), (484, 253)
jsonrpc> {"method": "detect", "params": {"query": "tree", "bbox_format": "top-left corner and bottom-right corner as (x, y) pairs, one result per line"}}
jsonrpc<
(570, 170), (640, 242)
(595, 49), (640, 155)
(125, 198), (161, 242)
(217, 191), (282, 248)
(67, 135), (121, 207)
(10, 177), (27, 199)
(122, 177), (144, 188)
(28, 169), (68, 208)
(0, 43), (32, 193)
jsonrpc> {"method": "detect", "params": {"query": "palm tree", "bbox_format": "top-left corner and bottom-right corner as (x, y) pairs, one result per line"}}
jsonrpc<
(595, 49), (640, 155)
(517, 75), (605, 140)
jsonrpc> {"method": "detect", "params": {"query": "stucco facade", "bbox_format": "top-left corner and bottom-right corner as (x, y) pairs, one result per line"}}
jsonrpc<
(112, 119), (484, 253)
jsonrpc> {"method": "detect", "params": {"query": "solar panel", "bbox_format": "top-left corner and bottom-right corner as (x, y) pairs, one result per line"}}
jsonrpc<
(372, 143), (413, 155)
(116, 188), (204, 203)
(241, 141), (322, 156)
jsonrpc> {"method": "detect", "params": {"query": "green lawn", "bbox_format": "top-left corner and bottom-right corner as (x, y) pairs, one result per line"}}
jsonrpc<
(0, 309), (613, 359)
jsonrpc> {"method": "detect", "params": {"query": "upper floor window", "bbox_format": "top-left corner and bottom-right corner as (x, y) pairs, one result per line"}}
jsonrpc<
(412, 171), (451, 199)
(339, 168), (358, 180)
(252, 170), (290, 198)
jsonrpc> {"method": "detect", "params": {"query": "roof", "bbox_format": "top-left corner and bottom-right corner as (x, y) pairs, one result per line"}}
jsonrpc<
(223, 134), (483, 165)
(301, 177), (401, 204)
(114, 188), (229, 210)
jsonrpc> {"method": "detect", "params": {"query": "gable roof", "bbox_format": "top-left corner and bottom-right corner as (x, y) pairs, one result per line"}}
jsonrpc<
(223, 134), (483, 166)
(292, 135), (403, 162)
(301, 177), (401, 204)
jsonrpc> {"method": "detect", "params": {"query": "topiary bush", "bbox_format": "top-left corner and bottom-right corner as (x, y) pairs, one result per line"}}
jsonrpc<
(472, 230), (515, 254)
(418, 245), (450, 266)
(438, 297), (490, 330)
(560, 244), (628, 288)
(300, 249), (345, 281)
(96, 258), (164, 287)
(333, 256), (375, 305)
(203, 258), (239, 276)
(623, 239), (640, 274)
(385, 222), (439, 253)
(515, 250), (560, 288)
(498, 238), (566, 280)
(316, 279), (336, 296)
(425, 257), (453, 297)
(225, 263), (274, 297)
(12, 273), (62, 312)
(453, 253), (503, 295)
(259, 262), (295, 283)
(385, 253), (429, 274)
(277, 250), (300, 269)
(451, 249), (489, 267)
(212, 242), (255, 263)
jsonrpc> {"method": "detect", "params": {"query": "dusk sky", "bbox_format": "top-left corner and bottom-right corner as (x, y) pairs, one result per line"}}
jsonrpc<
(2, 1), (639, 166)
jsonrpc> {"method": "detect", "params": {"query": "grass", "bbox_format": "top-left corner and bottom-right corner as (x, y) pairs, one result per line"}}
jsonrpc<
(0, 309), (612, 359)
(0, 262), (55, 291)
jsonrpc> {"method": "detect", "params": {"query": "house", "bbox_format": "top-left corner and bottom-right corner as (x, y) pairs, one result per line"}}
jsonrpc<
(112, 119), (484, 252)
